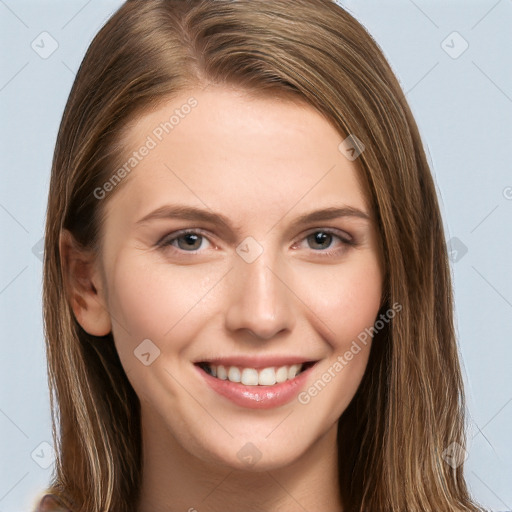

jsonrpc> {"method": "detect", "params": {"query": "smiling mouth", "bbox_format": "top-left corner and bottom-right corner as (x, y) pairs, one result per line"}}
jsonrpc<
(195, 361), (317, 386)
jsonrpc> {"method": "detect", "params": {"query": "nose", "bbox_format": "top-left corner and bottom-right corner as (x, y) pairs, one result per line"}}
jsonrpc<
(224, 249), (296, 340)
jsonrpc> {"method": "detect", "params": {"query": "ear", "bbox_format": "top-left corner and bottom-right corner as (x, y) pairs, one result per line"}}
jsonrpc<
(59, 229), (112, 337)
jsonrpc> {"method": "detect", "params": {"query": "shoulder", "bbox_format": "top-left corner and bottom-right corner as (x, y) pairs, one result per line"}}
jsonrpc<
(35, 494), (72, 512)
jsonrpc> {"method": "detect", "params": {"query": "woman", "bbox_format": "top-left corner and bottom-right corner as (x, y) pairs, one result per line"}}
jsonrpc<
(34, 0), (487, 510)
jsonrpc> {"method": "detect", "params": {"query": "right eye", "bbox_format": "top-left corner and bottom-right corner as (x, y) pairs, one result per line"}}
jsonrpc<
(157, 230), (214, 253)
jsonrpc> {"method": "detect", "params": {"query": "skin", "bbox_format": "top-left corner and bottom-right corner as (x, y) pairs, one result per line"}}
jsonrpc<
(62, 85), (384, 512)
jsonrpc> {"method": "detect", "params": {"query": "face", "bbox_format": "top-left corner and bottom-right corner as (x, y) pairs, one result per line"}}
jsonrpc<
(92, 86), (383, 471)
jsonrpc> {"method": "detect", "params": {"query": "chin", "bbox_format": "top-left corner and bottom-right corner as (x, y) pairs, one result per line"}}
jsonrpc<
(191, 432), (315, 473)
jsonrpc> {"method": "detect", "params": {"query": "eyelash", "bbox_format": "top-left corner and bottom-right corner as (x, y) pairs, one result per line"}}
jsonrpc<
(156, 228), (356, 258)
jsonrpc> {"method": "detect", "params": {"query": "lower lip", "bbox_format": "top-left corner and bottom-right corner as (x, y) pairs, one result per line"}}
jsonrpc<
(194, 364), (316, 409)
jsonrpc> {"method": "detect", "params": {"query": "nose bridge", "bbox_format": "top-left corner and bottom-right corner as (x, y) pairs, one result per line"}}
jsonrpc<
(224, 240), (294, 339)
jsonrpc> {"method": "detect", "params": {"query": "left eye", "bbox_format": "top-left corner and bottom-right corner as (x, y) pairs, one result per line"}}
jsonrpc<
(296, 230), (353, 253)
(305, 231), (337, 250)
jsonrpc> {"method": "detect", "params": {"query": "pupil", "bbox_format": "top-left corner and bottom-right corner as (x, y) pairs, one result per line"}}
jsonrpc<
(179, 233), (201, 250)
(310, 232), (331, 249)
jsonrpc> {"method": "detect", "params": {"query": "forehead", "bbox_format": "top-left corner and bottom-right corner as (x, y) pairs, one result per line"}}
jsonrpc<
(106, 86), (370, 224)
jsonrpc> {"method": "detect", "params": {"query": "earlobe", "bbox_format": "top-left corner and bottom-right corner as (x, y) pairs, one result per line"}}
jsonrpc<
(59, 229), (112, 337)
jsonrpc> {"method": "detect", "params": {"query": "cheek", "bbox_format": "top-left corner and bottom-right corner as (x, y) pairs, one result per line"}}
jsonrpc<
(105, 252), (227, 370)
(294, 257), (382, 418)
(295, 254), (383, 348)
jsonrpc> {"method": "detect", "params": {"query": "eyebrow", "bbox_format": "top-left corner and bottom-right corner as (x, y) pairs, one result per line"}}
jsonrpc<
(136, 204), (371, 234)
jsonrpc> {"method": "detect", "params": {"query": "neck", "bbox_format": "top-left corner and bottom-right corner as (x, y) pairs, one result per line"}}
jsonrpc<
(136, 405), (343, 512)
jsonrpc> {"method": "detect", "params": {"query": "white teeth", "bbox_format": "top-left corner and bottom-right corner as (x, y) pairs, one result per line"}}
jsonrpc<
(241, 368), (259, 386)
(275, 366), (288, 383)
(258, 367), (276, 386)
(217, 365), (228, 380)
(288, 364), (302, 379)
(228, 366), (241, 383)
(203, 362), (307, 386)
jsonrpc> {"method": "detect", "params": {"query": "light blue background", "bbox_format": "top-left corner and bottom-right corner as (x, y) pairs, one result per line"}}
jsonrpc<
(0, 1), (511, 511)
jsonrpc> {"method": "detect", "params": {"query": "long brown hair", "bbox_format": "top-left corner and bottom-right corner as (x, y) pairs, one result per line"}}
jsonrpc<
(40, 1), (485, 510)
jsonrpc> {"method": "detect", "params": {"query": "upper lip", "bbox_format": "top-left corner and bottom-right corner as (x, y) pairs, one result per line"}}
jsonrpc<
(194, 356), (319, 370)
